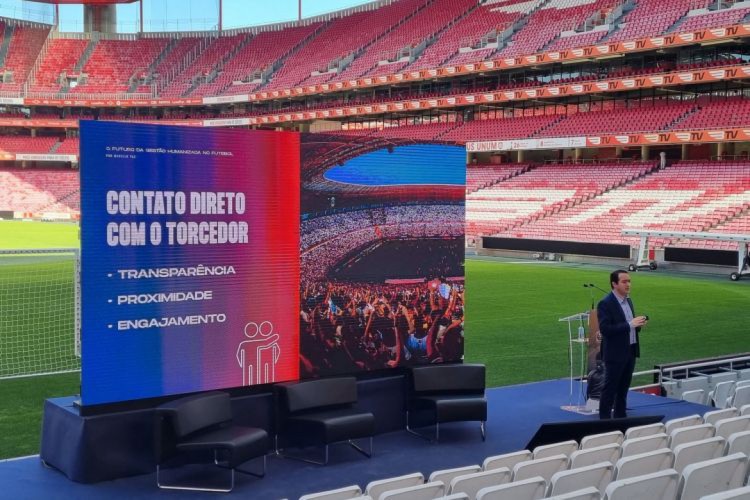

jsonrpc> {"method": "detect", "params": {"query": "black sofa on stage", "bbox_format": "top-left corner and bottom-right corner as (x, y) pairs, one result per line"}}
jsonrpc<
(275, 376), (376, 465)
(406, 363), (487, 442)
(154, 392), (269, 492)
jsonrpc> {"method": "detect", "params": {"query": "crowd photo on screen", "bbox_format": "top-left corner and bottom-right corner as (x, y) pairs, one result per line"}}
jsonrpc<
(299, 133), (466, 377)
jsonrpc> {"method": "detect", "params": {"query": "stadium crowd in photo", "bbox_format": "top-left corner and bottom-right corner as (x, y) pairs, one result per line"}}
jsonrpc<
(1, 0), (750, 499)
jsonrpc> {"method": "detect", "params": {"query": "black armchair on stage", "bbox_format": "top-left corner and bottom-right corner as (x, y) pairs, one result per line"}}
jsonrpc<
(153, 392), (269, 492)
(406, 363), (488, 442)
(275, 376), (376, 465)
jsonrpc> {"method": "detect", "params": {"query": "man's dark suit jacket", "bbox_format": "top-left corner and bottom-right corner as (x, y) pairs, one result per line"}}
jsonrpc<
(597, 291), (641, 362)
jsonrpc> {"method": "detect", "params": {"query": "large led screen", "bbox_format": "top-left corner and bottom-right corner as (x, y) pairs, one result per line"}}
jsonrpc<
(80, 122), (300, 406)
(299, 134), (466, 378)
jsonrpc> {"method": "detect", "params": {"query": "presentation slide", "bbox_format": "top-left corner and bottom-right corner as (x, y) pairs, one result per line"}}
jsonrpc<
(80, 122), (300, 406)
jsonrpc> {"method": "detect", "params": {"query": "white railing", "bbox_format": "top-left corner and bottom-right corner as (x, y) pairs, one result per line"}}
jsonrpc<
(661, 354), (750, 381)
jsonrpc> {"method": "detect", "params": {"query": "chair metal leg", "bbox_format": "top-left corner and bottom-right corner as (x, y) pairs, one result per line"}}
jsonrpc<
(156, 464), (235, 493)
(279, 437), (374, 465)
(219, 454), (267, 479)
(480, 421), (486, 441)
(405, 410), (437, 442)
(348, 437), (373, 458)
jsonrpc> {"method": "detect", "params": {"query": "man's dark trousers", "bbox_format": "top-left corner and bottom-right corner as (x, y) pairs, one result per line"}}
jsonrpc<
(599, 344), (637, 419)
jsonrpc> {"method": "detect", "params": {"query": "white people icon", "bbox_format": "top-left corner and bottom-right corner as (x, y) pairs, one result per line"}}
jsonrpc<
(236, 321), (280, 386)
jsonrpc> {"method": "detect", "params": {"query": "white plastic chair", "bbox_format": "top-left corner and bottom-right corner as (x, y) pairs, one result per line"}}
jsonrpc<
(380, 481), (445, 500)
(603, 468), (679, 500)
(669, 424), (715, 449)
(365, 472), (424, 500)
(546, 486), (601, 500)
(682, 389), (707, 404)
(715, 416), (750, 440)
(482, 450), (532, 471)
(620, 433), (669, 458)
(512, 454), (569, 482)
(613, 448), (674, 481)
(533, 440), (578, 459)
(476, 476), (546, 500)
(448, 468), (511, 499)
(731, 387), (750, 409)
(429, 465), (481, 490)
(570, 443), (621, 469)
(672, 436), (726, 474)
(665, 415), (703, 435)
(581, 431), (623, 450)
(727, 430), (750, 457)
(624, 423), (665, 440)
(699, 485), (750, 499)
(704, 408), (739, 426)
(300, 485), (364, 500)
(741, 404), (750, 416)
(709, 382), (736, 409)
(677, 377), (710, 399)
(548, 461), (613, 496)
(677, 453), (749, 500)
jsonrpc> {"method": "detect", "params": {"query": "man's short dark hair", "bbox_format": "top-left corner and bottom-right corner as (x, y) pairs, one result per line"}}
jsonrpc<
(610, 269), (629, 289)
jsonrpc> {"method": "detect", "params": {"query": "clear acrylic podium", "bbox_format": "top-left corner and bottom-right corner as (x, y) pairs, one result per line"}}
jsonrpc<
(558, 312), (597, 414)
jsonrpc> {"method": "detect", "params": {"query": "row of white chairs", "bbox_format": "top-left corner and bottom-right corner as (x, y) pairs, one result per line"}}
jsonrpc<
(663, 370), (750, 406)
(300, 412), (750, 500)
(301, 452), (750, 499)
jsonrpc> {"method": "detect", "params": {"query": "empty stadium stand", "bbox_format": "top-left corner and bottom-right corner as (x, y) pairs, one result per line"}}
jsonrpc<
(467, 161), (658, 239)
(476, 161), (750, 249)
(0, 25), (50, 92)
(0, 169), (79, 214)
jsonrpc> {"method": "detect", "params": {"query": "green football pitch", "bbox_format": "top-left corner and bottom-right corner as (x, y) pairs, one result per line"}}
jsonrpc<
(2, 224), (750, 458)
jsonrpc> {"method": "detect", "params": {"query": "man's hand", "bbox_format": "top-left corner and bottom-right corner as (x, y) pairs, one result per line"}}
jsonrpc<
(631, 316), (648, 328)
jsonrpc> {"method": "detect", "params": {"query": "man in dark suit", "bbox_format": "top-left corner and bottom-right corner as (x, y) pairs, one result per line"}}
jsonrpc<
(598, 270), (648, 419)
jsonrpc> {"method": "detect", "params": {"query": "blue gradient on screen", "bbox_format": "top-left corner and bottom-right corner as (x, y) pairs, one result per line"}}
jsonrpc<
(323, 144), (465, 186)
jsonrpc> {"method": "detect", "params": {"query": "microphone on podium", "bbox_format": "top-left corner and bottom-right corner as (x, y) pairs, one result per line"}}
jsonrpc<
(588, 283), (608, 294)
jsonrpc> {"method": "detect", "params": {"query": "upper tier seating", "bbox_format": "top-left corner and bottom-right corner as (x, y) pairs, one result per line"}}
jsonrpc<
(193, 24), (321, 97)
(28, 38), (88, 94)
(0, 26), (50, 92)
(0, 0), (743, 98)
(497, 0), (621, 58)
(607, 0), (712, 42)
(481, 161), (750, 247)
(152, 36), (202, 84)
(408, 0), (531, 71)
(158, 34), (246, 98)
(264, 0), (427, 90)
(334, 0), (476, 81)
(0, 169), (79, 214)
(72, 38), (169, 95)
(545, 29), (608, 52)
(676, 6), (750, 33)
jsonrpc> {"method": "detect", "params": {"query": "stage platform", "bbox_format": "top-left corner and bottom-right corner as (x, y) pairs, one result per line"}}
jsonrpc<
(1, 379), (712, 499)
